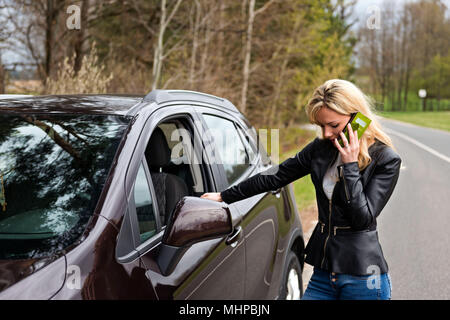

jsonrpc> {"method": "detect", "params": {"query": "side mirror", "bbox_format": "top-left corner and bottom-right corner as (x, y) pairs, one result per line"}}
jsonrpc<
(157, 196), (232, 276)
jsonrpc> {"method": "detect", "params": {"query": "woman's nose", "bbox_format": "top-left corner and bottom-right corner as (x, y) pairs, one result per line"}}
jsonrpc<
(323, 127), (334, 139)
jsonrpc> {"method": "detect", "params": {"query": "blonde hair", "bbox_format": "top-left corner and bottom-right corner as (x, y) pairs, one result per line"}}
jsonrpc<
(305, 79), (395, 171)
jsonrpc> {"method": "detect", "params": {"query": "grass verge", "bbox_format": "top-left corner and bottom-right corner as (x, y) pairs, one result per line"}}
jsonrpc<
(278, 127), (317, 213)
(377, 111), (450, 132)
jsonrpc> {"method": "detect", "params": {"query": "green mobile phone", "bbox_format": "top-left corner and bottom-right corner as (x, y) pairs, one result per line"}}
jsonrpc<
(338, 112), (371, 147)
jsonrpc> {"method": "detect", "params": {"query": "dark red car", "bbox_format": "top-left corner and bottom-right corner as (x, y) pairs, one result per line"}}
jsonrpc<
(0, 90), (305, 300)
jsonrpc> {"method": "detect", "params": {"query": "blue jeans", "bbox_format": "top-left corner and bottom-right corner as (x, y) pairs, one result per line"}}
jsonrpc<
(302, 268), (392, 300)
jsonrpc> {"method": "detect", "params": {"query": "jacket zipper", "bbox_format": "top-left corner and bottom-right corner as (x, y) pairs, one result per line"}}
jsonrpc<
(321, 151), (339, 269)
(320, 199), (332, 268)
(340, 166), (350, 203)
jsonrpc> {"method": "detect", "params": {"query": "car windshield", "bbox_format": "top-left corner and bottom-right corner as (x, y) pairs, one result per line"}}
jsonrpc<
(0, 113), (130, 259)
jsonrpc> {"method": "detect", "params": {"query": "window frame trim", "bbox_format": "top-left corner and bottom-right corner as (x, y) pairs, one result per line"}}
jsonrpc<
(139, 158), (163, 233)
(117, 159), (161, 263)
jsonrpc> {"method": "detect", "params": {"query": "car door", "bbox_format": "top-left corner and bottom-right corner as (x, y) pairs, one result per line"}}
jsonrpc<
(122, 106), (246, 300)
(198, 109), (293, 299)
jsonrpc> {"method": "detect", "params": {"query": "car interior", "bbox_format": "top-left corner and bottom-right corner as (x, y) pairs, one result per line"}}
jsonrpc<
(144, 119), (207, 226)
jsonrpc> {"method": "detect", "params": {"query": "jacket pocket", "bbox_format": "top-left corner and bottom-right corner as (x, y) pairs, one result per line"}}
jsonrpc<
(333, 225), (352, 236)
(335, 228), (372, 236)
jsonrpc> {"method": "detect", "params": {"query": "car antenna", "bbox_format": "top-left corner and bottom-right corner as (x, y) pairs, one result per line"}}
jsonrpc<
(0, 170), (6, 212)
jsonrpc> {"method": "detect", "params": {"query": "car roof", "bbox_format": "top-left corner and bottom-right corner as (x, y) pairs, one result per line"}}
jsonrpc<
(142, 90), (239, 114)
(0, 90), (240, 116)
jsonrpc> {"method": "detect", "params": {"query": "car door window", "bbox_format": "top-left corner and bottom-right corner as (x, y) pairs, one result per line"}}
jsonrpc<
(134, 163), (157, 243)
(202, 114), (250, 186)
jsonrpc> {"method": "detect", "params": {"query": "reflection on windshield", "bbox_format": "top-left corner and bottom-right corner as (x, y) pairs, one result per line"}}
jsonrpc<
(0, 113), (130, 259)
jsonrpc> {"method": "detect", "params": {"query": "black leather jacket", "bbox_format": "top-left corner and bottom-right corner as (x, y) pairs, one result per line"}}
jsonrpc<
(221, 137), (402, 276)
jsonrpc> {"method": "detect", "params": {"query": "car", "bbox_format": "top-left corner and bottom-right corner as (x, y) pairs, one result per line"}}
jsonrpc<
(0, 90), (305, 300)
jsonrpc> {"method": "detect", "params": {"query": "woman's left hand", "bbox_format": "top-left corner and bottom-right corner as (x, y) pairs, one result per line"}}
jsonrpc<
(333, 123), (359, 163)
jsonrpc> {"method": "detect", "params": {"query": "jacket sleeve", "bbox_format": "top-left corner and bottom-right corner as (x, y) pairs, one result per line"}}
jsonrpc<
(220, 138), (318, 204)
(337, 148), (402, 230)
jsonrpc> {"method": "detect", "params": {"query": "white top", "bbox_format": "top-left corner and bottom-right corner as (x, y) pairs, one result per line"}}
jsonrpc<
(322, 153), (343, 200)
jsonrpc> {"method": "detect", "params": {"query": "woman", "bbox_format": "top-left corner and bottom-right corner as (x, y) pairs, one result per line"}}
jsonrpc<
(201, 79), (401, 300)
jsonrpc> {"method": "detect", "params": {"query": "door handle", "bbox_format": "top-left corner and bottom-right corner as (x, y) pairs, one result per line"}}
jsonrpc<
(226, 226), (242, 247)
(271, 188), (282, 198)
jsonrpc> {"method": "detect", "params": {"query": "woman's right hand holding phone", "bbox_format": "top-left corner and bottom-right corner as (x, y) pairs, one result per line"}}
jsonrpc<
(333, 123), (360, 164)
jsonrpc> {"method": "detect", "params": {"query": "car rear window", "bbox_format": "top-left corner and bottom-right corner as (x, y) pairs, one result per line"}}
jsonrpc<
(0, 113), (130, 259)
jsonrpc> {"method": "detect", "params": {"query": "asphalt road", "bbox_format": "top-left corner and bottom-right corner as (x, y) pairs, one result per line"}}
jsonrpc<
(377, 117), (450, 299)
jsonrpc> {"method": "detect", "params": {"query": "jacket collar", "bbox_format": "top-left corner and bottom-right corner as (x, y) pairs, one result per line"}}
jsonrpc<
(315, 138), (339, 185)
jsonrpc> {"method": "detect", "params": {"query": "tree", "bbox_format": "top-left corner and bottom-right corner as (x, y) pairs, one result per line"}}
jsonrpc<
(0, 53), (5, 94)
(357, 0), (450, 111)
(2, 0), (68, 80)
(0, 0), (99, 83)
(418, 54), (450, 107)
(73, 0), (91, 75)
(152, 0), (183, 90)
(0, 12), (7, 93)
(240, 0), (277, 114)
(249, 0), (356, 126)
(2, 0), (359, 125)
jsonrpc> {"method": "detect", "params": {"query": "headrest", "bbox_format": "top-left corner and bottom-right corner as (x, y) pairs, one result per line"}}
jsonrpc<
(146, 127), (171, 167)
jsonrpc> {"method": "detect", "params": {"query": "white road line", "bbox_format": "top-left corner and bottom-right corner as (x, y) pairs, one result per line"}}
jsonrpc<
(385, 128), (450, 164)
